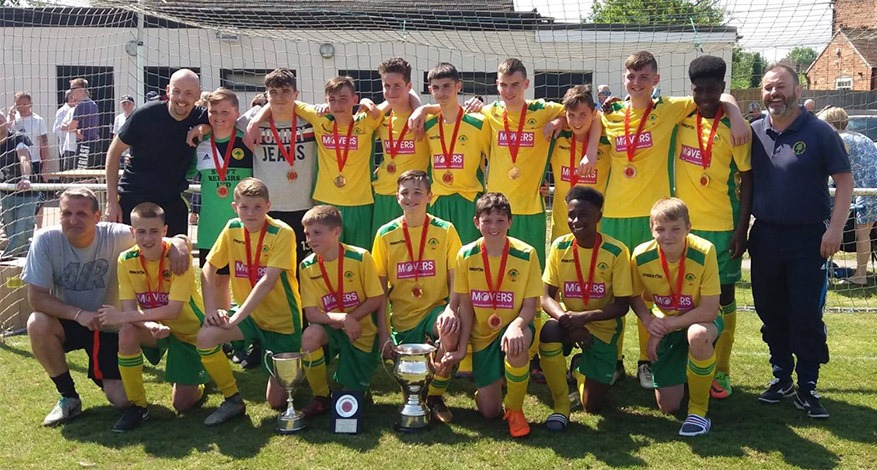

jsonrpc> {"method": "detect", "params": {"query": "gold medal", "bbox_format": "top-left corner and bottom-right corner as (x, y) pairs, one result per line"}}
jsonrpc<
(387, 162), (397, 174)
(411, 285), (423, 298)
(287, 169), (298, 181)
(508, 166), (520, 180)
(442, 170), (454, 184)
(700, 173), (710, 186)
(216, 185), (229, 198)
(623, 164), (637, 178)
(488, 312), (503, 330)
(334, 174), (347, 188)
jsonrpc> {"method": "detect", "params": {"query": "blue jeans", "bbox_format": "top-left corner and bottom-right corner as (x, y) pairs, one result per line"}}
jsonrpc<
(1, 192), (39, 257)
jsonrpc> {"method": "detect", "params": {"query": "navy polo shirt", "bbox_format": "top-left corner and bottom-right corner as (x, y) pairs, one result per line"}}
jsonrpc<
(751, 107), (850, 225)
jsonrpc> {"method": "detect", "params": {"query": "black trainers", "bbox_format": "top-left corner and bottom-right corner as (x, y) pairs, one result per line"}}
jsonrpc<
(794, 389), (830, 419)
(112, 405), (150, 432)
(758, 378), (795, 404)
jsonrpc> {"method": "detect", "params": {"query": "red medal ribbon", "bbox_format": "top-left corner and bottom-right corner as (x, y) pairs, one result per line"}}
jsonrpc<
(658, 242), (688, 311)
(209, 132), (236, 182)
(481, 238), (511, 312)
(244, 222), (268, 288)
(438, 106), (464, 171)
(695, 107), (724, 171)
(623, 101), (654, 163)
(569, 133), (589, 187)
(502, 103), (528, 167)
(139, 241), (169, 307)
(269, 114), (299, 170)
(572, 234), (601, 306)
(332, 119), (355, 175)
(317, 244), (345, 312)
(385, 111), (410, 162)
(401, 216), (430, 286)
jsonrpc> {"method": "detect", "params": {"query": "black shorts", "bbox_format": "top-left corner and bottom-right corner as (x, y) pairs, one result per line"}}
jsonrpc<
(61, 319), (121, 388)
(269, 210), (313, 266)
(120, 194), (189, 237)
(198, 247), (230, 275)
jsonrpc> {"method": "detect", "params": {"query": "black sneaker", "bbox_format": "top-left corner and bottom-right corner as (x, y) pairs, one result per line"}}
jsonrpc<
(112, 405), (150, 432)
(567, 353), (582, 385)
(794, 389), (830, 419)
(758, 378), (795, 404)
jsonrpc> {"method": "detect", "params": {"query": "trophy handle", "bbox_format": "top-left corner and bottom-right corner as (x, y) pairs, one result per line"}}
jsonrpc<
(381, 338), (397, 379)
(264, 349), (276, 379)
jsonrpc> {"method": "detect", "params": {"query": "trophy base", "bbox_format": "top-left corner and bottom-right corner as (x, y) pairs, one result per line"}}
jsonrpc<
(394, 422), (430, 433)
(394, 412), (430, 432)
(276, 413), (307, 434)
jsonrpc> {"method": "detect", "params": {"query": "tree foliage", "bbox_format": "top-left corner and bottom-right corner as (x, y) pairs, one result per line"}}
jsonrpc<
(731, 47), (765, 90)
(787, 46), (818, 72)
(589, 0), (726, 25)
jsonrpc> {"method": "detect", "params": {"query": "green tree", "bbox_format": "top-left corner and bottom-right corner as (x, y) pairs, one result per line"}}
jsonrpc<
(589, 0), (726, 25)
(787, 46), (818, 72)
(731, 47), (755, 89)
(750, 52), (764, 88)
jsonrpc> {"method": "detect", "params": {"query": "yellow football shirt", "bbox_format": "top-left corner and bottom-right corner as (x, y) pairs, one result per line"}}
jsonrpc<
(454, 236), (543, 351)
(118, 242), (204, 344)
(483, 100), (564, 215)
(672, 112), (752, 231)
(542, 233), (632, 344)
(295, 102), (382, 206)
(206, 216), (302, 335)
(550, 131), (611, 238)
(372, 216), (463, 332)
(299, 244), (384, 352)
(373, 110), (431, 196)
(630, 234), (720, 318)
(601, 97), (696, 218)
(424, 111), (491, 202)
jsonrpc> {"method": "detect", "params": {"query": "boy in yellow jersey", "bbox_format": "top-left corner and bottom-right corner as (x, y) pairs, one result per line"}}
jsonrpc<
(422, 62), (492, 245)
(298, 205), (385, 416)
(549, 85), (606, 241)
(372, 170), (463, 423)
(97, 203), (242, 432)
(372, 58), (431, 234)
(540, 187), (631, 431)
(671, 56), (752, 400)
(630, 198), (722, 437)
(599, 51), (748, 388)
(196, 177), (303, 413)
(452, 192), (542, 438)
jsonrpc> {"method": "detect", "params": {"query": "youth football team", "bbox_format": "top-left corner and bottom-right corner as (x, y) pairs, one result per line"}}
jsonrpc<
(97, 51), (755, 438)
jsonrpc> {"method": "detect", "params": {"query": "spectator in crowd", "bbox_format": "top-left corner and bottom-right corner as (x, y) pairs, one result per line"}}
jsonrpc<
(145, 91), (160, 102)
(596, 84), (612, 107)
(749, 64), (852, 419)
(112, 95), (135, 168)
(54, 90), (78, 172)
(9, 91), (49, 227)
(818, 106), (877, 286)
(240, 93), (267, 121)
(68, 78), (101, 169)
(746, 102), (764, 123)
(0, 113), (36, 258)
(804, 99), (816, 114)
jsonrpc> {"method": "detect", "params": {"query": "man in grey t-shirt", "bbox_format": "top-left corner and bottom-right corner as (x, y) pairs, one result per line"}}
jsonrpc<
(23, 188), (191, 426)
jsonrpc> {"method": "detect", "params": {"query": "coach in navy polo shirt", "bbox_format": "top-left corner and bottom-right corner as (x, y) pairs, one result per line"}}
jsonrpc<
(748, 64), (852, 420)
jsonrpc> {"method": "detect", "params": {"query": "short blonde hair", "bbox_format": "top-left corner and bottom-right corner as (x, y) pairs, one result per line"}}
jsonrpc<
(233, 177), (270, 201)
(650, 198), (690, 226)
(302, 205), (342, 229)
(207, 87), (240, 110)
(817, 107), (848, 131)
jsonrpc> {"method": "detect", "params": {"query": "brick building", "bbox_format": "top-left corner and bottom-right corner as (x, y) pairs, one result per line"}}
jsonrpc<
(806, 0), (877, 90)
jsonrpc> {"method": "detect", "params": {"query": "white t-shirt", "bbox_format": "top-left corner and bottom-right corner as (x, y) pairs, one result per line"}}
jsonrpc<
(12, 113), (47, 162)
(113, 113), (131, 157)
(53, 104), (77, 153)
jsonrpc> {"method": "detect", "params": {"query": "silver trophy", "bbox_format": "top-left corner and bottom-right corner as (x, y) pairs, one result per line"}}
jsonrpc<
(389, 343), (437, 432)
(266, 351), (306, 434)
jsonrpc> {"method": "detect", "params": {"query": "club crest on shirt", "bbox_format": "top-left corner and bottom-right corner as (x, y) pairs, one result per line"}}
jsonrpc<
(508, 269), (519, 282)
(793, 141), (806, 155)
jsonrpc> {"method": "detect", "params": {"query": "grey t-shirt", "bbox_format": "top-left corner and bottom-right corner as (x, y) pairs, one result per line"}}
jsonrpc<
(22, 222), (135, 313)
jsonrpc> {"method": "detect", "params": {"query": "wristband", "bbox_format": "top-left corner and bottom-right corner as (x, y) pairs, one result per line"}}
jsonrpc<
(73, 309), (83, 323)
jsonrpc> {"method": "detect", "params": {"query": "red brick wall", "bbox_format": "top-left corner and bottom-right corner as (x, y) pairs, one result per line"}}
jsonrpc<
(834, 0), (877, 31)
(807, 34), (872, 90)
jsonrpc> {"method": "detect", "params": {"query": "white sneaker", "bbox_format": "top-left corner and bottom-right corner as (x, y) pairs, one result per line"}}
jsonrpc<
(637, 362), (655, 389)
(42, 396), (82, 426)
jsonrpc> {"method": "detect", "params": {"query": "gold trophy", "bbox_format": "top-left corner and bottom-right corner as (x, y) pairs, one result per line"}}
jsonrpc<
(266, 351), (307, 434)
(388, 343), (437, 432)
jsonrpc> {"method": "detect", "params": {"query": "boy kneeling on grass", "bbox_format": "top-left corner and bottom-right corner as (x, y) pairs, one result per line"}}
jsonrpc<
(630, 198), (722, 437)
(298, 205), (386, 416)
(197, 177), (303, 419)
(98, 203), (241, 432)
(451, 192), (542, 438)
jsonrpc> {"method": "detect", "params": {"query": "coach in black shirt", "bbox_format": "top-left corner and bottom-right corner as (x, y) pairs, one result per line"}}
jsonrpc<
(105, 69), (208, 236)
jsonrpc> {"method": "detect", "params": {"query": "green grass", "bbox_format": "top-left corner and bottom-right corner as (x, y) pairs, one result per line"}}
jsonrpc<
(2, 311), (875, 469)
